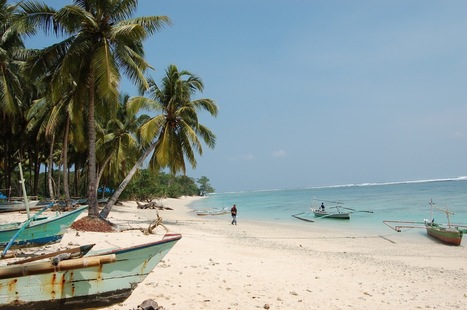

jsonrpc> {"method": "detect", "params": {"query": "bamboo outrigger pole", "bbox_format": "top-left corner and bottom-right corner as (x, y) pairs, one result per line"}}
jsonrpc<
(18, 161), (30, 220)
(429, 199), (454, 227)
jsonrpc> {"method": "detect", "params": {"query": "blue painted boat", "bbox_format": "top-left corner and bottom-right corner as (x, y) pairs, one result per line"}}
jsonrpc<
(0, 205), (88, 250)
(1, 162), (86, 253)
(0, 233), (182, 309)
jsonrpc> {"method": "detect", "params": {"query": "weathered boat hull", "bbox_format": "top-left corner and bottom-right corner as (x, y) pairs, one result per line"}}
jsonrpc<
(425, 224), (463, 246)
(312, 209), (350, 219)
(0, 233), (182, 309)
(0, 201), (41, 213)
(196, 208), (229, 216)
(0, 206), (88, 248)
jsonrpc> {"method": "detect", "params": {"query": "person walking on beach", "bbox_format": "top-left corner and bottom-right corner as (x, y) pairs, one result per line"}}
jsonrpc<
(231, 204), (237, 225)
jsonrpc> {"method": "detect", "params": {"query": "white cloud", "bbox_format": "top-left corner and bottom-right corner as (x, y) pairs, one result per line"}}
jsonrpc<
(453, 131), (465, 139)
(272, 149), (287, 158)
(240, 154), (255, 161)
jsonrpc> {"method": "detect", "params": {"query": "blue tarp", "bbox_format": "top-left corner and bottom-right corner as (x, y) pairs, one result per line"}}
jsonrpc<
(98, 187), (114, 194)
(0, 193), (7, 199)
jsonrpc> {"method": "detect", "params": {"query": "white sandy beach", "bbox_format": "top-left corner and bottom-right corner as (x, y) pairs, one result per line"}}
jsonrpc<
(3, 197), (467, 309)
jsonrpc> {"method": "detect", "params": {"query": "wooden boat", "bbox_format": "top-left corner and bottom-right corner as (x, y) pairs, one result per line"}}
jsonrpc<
(291, 198), (372, 222)
(196, 207), (230, 216)
(311, 208), (351, 219)
(383, 200), (467, 246)
(425, 220), (463, 246)
(0, 205), (88, 252)
(0, 233), (182, 309)
(0, 162), (86, 255)
(311, 199), (351, 219)
(0, 200), (41, 213)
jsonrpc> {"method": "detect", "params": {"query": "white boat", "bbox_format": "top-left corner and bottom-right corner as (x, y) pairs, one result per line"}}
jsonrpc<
(311, 199), (351, 219)
(196, 207), (230, 216)
(292, 198), (372, 222)
(311, 208), (351, 219)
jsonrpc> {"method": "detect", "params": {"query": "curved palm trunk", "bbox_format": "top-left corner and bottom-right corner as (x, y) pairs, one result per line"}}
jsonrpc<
(48, 134), (55, 201)
(96, 154), (112, 191)
(32, 150), (40, 196)
(87, 74), (98, 217)
(99, 142), (157, 219)
(62, 115), (71, 207)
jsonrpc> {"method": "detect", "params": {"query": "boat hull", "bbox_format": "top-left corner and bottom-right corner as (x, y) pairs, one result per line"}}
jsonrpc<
(312, 209), (350, 219)
(0, 206), (87, 248)
(196, 208), (229, 216)
(0, 201), (41, 213)
(425, 224), (463, 246)
(0, 234), (182, 309)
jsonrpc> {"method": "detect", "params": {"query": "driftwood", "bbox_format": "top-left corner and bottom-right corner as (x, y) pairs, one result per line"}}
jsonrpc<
(141, 212), (168, 235)
(118, 211), (168, 235)
(136, 201), (173, 210)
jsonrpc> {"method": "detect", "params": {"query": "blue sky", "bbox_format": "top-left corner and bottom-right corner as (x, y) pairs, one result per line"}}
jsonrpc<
(23, 1), (467, 193)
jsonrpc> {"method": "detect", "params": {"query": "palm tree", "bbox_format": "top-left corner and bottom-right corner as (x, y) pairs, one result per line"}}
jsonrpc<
(15, 0), (171, 216)
(96, 93), (149, 191)
(0, 0), (39, 194)
(27, 88), (87, 204)
(0, 0), (23, 117)
(100, 64), (218, 219)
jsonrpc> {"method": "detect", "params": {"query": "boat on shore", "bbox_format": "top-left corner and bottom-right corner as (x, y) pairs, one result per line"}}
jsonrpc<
(383, 200), (467, 246)
(0, 200), (41, 213)
(0, 162), (88, 255)
(424, 219), (463, 245)
(0, 205), (88, 253)
(196, 206), (230, 216)
(0, 233), (182, 309)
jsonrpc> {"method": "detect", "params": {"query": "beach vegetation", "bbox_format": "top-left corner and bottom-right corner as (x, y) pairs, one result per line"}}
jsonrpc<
(0, 0), (36, 194)
(12, 0), (171, 217)
(27, 169), (199, 202)
(95, 93), (146, 194)
(123, 171), (199, 200)
(197, 176), (215, 196)
(100, 64), (218, 218)
(1, 1), (217, 226)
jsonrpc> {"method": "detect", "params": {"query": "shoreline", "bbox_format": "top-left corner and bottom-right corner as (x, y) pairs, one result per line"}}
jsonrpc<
(2, 197), (466, 309)
(106, 197), (466, 309)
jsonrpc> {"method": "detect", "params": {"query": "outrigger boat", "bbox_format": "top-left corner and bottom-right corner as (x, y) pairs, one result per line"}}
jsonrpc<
(0, 234), (182, 309)
(383, 200), (467, 246)
(0, 200), (41, 213)
(311, 198), (354, 220)
(0, 162), (87, 255)
(292, 199), (372, 222)
(311, 207), (351, 219)
(196, 206), (230, 216)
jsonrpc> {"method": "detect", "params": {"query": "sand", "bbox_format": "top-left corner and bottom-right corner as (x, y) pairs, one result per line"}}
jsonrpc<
(3, 197), (467, 309)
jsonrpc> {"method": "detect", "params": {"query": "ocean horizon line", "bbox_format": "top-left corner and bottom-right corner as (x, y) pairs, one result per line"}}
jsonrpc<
(213, 176), (467, 195)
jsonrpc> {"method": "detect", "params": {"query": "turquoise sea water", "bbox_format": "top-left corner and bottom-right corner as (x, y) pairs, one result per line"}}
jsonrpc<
(189, 178), (467, 238)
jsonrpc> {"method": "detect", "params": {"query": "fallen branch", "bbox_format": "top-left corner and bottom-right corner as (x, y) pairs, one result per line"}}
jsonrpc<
(118, 211), (168, 235)
(136, 201), (173, 210)
(144, 212), (168, 235)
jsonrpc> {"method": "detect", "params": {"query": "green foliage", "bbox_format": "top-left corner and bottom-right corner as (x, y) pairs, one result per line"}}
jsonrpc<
(197, 176), (215, 196)
(33, 169), (206, 201)
(119, 170), (200, 200)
